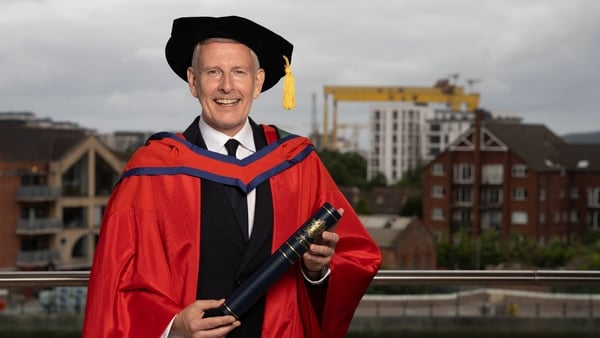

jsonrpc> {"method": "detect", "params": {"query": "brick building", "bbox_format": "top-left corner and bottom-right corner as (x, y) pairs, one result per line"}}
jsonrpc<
(0, 126), (126, 270)
(423, 112), (600, 243)
(362, 215), (436, 269)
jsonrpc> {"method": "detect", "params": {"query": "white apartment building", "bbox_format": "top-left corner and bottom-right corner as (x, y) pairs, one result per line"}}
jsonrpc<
(368, 104), (520, 184)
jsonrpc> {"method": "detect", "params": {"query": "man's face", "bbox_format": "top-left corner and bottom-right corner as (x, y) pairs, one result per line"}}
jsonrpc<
(187, 41), (265, 136)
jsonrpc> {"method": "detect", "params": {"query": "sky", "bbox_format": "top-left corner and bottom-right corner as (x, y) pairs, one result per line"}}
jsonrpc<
(1, 0), (599, 144)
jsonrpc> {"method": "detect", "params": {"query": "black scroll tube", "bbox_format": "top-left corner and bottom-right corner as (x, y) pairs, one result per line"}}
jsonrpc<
(212, 202), (342, 319)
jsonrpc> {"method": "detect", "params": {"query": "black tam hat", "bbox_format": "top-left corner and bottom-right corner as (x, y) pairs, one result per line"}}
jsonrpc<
(165, 16), (295, 109)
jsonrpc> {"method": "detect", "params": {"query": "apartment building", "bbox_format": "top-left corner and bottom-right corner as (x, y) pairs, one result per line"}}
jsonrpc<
(368, 104), (435, 183)
(368, 104), (522, 185)
(0, 126), (126, 270)
(422, 111), (600, 243)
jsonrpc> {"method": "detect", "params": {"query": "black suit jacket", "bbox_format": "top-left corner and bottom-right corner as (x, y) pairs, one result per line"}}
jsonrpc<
(183, 116), (273, 337)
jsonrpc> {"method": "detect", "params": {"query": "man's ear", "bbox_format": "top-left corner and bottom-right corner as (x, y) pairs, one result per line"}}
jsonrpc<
(187, 67), (199, 98)
(253, 68), (265, 99)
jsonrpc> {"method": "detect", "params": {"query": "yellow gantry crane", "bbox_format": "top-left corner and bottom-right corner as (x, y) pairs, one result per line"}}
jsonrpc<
(321, 79), (480, 150)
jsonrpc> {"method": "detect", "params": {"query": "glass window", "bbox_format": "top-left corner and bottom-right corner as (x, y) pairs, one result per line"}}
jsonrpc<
(453, 164), (473, 183)
(62, 155), (89, 196)
(453, 187), (473, 204)
(512, 188), (527, 201)
(432, 163), (444, 176)
(431, 208), (444, 221)
(63, 207), (87, 229)
(482, 164), (503, 184)
(95, 153), (119, 196)
(588, 188), (600, 207)
(570, 187), (579, 199)
(512, 164), (528, 177)
(511, 211), (528, 224)
(432, 185), (445, 198)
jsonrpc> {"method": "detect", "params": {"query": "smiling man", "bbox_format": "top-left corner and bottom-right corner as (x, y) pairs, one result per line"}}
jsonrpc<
(83, 16), (381, 338)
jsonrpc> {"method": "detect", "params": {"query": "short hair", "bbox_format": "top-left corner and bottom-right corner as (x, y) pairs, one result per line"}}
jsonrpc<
(190, 38), (261, 75)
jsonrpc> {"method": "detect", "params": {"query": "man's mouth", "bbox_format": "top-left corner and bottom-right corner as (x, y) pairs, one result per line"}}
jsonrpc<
(215, 98), (240, 106)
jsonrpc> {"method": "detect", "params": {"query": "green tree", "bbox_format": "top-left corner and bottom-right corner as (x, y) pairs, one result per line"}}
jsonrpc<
(365, 171), (387, 190)
(399, 195), (422, 218)
(395, 162), (424, 189)
(318, 149), (368, 188)
(354, 197), (373, 215)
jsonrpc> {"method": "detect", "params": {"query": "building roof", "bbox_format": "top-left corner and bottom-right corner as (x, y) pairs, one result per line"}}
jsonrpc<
(484, 122), (600, 172)
(484, 122), (567, 172)
(0, 126), (88, 162)
(360, 215), (414, 248)
(562, 143), (600, 171)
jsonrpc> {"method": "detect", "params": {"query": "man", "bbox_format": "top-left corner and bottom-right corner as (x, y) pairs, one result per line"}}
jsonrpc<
(83, 16), (381, 338)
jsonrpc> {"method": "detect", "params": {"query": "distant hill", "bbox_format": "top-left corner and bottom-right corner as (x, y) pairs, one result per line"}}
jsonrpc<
(562, 131), (600, 144)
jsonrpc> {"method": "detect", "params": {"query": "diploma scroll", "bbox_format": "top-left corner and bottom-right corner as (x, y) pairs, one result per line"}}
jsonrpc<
(217, 202), (341, 319)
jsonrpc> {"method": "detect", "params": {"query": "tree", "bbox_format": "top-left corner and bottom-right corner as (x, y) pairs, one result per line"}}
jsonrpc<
(399, 195), (422, 218)
(365, 171), (387, 190)
(318, 149), (368, 188)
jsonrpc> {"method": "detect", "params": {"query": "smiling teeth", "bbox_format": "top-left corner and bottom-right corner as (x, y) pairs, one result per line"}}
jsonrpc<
(216, 99), (238, 105)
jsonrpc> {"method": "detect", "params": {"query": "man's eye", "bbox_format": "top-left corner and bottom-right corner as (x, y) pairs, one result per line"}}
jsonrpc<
(207, 69), (221, 76)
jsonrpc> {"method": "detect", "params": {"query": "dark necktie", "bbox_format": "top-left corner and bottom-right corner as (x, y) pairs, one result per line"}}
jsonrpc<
(224, 139), (249, 241)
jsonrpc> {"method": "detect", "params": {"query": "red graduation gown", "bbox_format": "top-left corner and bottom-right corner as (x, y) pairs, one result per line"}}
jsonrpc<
(83, 130), (381, 338)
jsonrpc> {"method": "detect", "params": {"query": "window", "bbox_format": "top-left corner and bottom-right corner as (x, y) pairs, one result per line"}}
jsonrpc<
(588, 188), (600, 207)
(539, 188), (546, 201)
(95, 153), (119, 196)
(453, 163), (473, 183)
(512, 188), (527, 201)
(539, 212), (546, 224)
(431, 208), (444, 221)
(62, 155), (89, 196)
(512, 164), (528, 177)
(481, 188), (502, 204)
(432, 185), (445, 198)
(93, 205), (106, 227)
(589, 210), (600, 230)
(482, 164), (503, 184)
(63, 207), (87, 229)
(511, 211), (528, 224)
(453, 187), (473, 204)
(432, 163), (444, 176)
(481, 211), (502, 230)
(570, 187), (579, 199)
(429, 148), (440, 156)
(570, 210), (579, 223)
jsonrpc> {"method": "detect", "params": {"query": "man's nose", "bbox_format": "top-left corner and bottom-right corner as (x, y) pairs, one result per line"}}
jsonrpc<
(219, 74), (233, 92)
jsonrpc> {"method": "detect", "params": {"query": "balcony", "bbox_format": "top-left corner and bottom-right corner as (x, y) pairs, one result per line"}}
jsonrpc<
(15, 249), (60, 268)
(16, 186), (61, 202)
(16, 218), (62, 235)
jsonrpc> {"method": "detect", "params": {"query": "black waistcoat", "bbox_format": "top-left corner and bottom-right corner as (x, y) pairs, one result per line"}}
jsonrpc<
(183, 117), (274, 338)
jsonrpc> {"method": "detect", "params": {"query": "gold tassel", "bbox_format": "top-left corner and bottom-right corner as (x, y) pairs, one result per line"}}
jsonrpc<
(282, 55), (295, 110)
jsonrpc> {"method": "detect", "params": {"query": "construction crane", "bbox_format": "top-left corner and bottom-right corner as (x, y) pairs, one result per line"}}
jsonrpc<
(321, 79), (480, 150)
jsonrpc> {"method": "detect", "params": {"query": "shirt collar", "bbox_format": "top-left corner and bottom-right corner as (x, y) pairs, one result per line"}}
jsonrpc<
(198, 115), (255, 154)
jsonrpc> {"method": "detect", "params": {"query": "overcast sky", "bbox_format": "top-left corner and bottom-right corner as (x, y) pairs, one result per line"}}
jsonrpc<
(1, 0), (598, 143)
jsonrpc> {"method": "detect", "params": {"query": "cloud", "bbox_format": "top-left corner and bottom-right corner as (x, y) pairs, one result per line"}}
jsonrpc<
(1, 0), (598, 138)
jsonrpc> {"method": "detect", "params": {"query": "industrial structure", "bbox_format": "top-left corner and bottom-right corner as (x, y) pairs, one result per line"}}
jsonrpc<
(321, 79), (480, 150)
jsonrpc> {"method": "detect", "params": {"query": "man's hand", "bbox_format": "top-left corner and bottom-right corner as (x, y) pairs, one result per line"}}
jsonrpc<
(302, 226), (340, 279)
(171, 299), (240, 338)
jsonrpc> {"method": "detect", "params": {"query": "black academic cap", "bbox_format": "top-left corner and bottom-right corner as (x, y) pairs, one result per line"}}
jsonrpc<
(165, 16), (294, 94)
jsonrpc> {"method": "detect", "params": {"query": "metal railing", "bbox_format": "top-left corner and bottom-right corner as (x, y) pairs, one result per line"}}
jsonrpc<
(1, 270), (599, 288)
